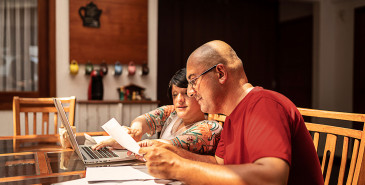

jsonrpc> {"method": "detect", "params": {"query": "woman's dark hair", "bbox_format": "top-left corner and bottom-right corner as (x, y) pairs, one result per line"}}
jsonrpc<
(167, 68), (188, 103)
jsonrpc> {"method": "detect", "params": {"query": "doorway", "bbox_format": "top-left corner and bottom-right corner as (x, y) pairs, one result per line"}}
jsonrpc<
(276, 16), (313, 108)
(354, 6), (365, 114)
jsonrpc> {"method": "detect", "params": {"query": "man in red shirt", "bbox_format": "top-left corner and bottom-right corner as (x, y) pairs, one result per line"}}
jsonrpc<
(139, 40), (323, 185)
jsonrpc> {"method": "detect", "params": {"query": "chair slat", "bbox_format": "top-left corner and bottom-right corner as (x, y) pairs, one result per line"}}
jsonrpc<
(323, 134), (337, 185)
(208, 114), (214, 120)
(33, 112), (36, 135)
(298, 108), (365, 123)
(346, 139), (359, 185)
(41, 115), (44, 135)
(306, 123), (362, 139)
(352, 139), (365, 185)
(42, 113), (49, 135)
(54, 112), (58, 134)
(20, 107), (63, 113)
(12, 96), (21, 136)
(313, 132), (319, 151)
(208, 114), (226, 126)
(25, 113), (29, 135)
(338, 137), (349, 185)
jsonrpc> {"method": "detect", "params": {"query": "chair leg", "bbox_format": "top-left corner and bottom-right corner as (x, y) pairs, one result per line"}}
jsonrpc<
(13, 138), (17, 153)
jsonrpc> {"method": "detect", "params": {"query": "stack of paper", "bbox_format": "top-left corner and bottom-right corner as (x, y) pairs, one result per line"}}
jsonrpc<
(54, 166), (179, 184)
(55, 178), (178, 185)
(86, 166), (155, 181)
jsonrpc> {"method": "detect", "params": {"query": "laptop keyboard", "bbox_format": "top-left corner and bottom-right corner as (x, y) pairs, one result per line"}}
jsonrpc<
(81, 146), (119, 159)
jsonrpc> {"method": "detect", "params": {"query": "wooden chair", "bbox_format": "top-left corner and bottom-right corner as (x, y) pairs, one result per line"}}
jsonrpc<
(12, 96), (76, 151)
(208, 114), (226, 126)
(298, 108), (365, 185)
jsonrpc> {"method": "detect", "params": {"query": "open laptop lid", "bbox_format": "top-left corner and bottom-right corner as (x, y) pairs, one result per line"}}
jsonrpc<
(53, 98), (84, 161)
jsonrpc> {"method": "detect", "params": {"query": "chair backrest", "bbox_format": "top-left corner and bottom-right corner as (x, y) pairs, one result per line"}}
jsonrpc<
(13, 96), (76, 136)
(208, 114), (226, 126)
(298, 107), (365, 185)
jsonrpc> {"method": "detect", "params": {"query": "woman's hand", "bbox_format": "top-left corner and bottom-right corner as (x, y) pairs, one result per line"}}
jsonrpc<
(92, 126), (143, 151)
(91, 137), (124, 150)
(122, 126), (143, 142)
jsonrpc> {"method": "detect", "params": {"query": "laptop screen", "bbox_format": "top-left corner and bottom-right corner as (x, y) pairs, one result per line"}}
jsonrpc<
(53, 98), (84, 160)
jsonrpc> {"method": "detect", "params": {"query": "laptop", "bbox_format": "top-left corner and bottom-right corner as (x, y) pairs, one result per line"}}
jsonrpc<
(53, 98), (135, 165)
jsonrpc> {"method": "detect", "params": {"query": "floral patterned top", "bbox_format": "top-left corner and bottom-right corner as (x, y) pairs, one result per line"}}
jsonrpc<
(143, 105), (222, 155)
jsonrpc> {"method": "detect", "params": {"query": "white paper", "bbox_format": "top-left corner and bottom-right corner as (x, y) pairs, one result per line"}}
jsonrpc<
(52, 178), (88, 185)
(54, 178), (178, 185)
(102, 118), (141, 155)
(53, 177), (179, 185)
(86, 166), (155, 182)
(54, 167), (180, 185)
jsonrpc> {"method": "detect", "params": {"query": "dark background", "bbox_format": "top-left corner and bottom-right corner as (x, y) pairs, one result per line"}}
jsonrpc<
(157, 0), (313, 109)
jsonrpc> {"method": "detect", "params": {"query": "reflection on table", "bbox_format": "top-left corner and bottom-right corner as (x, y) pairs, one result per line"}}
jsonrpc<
(0, 132), (106, 184)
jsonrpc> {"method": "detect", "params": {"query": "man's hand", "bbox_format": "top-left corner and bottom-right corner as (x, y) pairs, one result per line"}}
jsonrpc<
(139, 146), (185, 179)
(127, 139), (167, 160)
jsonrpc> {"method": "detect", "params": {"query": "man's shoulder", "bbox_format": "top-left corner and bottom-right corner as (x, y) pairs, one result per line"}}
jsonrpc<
(249, 87), (293, 105)
(235, 87), (298, 117)
(251, 87), (285, 98)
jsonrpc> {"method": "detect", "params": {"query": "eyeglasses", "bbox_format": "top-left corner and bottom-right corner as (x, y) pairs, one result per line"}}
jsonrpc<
(188, 63), (220, 90)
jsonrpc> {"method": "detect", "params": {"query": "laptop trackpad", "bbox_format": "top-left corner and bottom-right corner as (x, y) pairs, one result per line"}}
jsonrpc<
(113, 149), (135, 159)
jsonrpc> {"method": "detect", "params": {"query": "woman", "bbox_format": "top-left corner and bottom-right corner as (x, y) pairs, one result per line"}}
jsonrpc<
(93, 68), (222, 154)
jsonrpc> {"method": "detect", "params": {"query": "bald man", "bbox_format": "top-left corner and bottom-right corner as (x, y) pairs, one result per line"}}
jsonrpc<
(139, 40), (323, 185)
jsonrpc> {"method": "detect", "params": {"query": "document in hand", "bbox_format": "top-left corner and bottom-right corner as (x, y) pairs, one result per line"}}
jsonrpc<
(102, 118), (141, 155)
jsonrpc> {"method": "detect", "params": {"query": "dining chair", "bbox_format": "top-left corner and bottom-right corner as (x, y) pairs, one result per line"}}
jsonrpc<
(12, 96), (76, 151)
(298, 107), (365, 185)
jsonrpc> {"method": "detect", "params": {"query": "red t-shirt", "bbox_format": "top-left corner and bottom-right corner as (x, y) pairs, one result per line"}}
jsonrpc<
(215, 87), (323, 185)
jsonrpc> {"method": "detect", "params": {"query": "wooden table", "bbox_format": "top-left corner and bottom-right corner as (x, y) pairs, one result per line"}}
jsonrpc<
(0, 132), (108, 184)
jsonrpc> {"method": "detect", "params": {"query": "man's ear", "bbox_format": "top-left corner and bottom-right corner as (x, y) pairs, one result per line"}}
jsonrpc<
(216, 64), (227, 84)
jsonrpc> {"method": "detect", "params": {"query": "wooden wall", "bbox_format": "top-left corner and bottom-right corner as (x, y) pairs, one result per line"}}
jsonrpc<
(69, 0), (148, 64)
